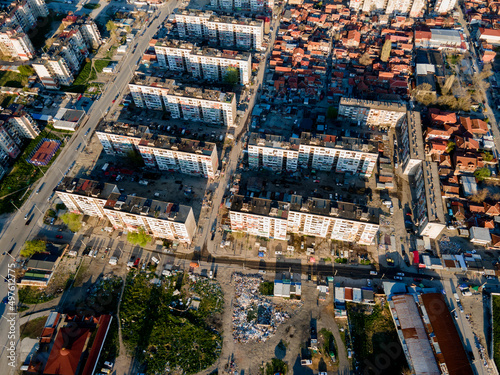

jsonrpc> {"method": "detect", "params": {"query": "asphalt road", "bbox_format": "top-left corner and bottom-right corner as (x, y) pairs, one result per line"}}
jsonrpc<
(0, 1), (178, 372)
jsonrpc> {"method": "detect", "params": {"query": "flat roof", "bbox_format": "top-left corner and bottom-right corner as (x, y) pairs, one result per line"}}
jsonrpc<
(339, 97), (407, 112)
(56, 177), (119, 200)
(420, 293), (473, 375)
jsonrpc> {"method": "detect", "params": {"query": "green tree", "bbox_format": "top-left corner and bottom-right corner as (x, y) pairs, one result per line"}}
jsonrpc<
(223, 66), (239, 86)
(60, 212), (83, 232)
(265, 358), (287, 375)
(483, 151), (494, 162)
(326, 106), (338, 120)
(380, 40), (392, 62)
(127, 227), (152, 247)
(21, 240), (46, 258)
(106, 20), (117, 34)
(259, 281), (274, 295)
(18, 65), (33, 76)
(446, 141), (455, 154)
(474, 167), (491, 182)
(126, 149), (145, 169)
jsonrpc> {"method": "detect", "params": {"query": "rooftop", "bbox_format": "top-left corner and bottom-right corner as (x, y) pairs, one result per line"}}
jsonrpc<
(56, 178), (119, 200)
(339, 97), (407, 112)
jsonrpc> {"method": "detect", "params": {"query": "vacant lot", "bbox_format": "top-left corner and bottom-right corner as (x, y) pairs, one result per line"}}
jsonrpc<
(347, 302), (408, 374)
(20, 316), (47, 340)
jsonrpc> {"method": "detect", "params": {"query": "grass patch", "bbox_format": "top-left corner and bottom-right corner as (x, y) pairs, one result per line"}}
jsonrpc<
(121, 272), (222, 374)
(94, 59), (110, 73)
(18, 286), (58, 305)
(83, 2), (100, 9)
(61, 62), (95, 93)
(347, 302), (408, 374)
(493, 295), (500, 370)
(0, 71), (29, 88)
(0, 129), (64, 214)
(105, 46), (117, 59)
(20, 316), (47, 340)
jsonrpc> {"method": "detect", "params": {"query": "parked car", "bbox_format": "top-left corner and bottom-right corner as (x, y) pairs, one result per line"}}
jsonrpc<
(55, 235), (63, 239)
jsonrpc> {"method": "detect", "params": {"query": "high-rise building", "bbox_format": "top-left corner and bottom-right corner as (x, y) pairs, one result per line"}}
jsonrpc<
(0, 121), (21, 159)
(129, 77), (237, 126)
(33, 55), (74, 89)
(229, 195), (379, 245)
(0, 0), (48, 33)
(61, 14), (102, 50)
(349, 0), (426, 15)
(154, 39), (252, 84)
(6, 108), (40, 139)
(55, 178), (197, 243)
(385, 0), (413, 15)
(338, 98), (407, 128)
(248, 132), (379, 177)
(96, 123), (219, 178)
(175, 10), (264, 51)
(361, 0), (388, 13)
(0, 26), (34, 60)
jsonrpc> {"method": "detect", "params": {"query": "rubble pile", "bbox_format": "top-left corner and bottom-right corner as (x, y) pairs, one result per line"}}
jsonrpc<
(232, 273), (289, 343)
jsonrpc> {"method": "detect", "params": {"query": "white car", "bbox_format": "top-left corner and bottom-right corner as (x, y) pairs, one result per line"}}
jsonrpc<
(394, 276), (403, 281)
(396, 272), (405, 277)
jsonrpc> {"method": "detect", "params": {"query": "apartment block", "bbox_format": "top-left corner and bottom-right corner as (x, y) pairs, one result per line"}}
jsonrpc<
(0, 121), (21, 159)
(230, 195), (379, 245)
(385, 0), (413, 14)
(338, 97), (407, 128)
(33, 55), (74, 89)
(129, 77), (237, 126)
(361, 0), (388, 13)
(434, 0), (457, 14)
(210, 0), (274, 12)
(154, 39), (251, 84)
(0, 0), (48, 34)
(248, 132), (378, 177)
(55, 178), (197, 243)
(175, 10), (264, 51)
(7, 110), (40, 139)
(349, 0), (425, 15)
(96, 123), (219, 178)
(0, 26), (34, 60)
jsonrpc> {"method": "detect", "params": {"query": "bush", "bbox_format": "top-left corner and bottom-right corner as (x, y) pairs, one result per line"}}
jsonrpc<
(474, 167), (491, 182)
(259, 281), (274, 295)
(60, 212), (82, 232)
(20, 240), (46, 258)
(83, 3), (100, 9)
(126, 227), (151, 247)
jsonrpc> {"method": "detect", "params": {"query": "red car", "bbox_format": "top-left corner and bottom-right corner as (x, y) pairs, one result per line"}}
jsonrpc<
(56, 235), (63, 239)
(414, 278), (422, 282)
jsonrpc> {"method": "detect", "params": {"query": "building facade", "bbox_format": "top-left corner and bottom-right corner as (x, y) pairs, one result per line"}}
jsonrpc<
(338, 97), (407, 128)
(230, 195), (379, 245)
(0, 26), (34, 60)
(8, 112), (40, 139)
(175, 10), (264, 51)
(96, 123), (219, 178)
(434, 0), (456, 14)
(154, 40), (251, 84)
(210, 0), (274, 12)
(248, 133), (378, 177)
(129, 77), (237, 126)
(55, 178), (197, 243)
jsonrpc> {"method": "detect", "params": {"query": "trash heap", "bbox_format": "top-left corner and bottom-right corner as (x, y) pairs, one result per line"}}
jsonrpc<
(232, 273), (290, 343)
(439, 236), (461, 253)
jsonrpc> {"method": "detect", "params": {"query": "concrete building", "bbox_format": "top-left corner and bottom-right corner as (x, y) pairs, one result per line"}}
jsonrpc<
(350, 0), (425, 15)
(247, 132), (378, 177)
(33, 55), (74, 88)
(385, 0), (414, 15)
(0, 121), (21, 159)
(0, 0), (48, 33)
(55, 178), (197, 243)
(361, 0), (388, 13)
(434, 0), (456, 14)
(154, 39), (252, 84)
(398, 111), (425, 176)
(229, 195), (379, 245)
(210, 0), (274, 12)
(175, 10), (264, 51)
(79, 19), (102, 49)
(96, 122), (219, 178)
(8, 111), (40, 139)
(477, 28), (500, 47)
(338, 98), (407, 128)
(129, 77), (237, 126)
(0, 26), (34, 60)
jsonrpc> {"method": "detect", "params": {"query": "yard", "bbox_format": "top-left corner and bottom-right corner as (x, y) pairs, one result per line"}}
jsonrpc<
(120, 271), (223, 374)
(347, 302), (408, 374)
(0, 129), (65, 214)
(20, 316), (48, 340)
(0, 69), (31, 88)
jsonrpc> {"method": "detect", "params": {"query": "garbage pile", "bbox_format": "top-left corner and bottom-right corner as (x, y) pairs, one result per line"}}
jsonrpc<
(232, 273), (289, 343)
(439, 236), (461, 253)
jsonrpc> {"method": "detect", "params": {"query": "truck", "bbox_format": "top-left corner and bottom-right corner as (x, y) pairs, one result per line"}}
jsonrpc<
(109, 257), (118, 265)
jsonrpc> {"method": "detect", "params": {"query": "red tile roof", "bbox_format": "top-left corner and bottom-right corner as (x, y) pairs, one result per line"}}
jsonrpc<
(43, 327), (90, 375)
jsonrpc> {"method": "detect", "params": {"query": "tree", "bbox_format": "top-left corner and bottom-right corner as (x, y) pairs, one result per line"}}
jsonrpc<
(380, 40), (392, 62)
(60, 212), (82, 232)
(442, 75), (455, 95)
(106, 20), (117, 35)
(446, 141), (455, 154)
(21, 240), (46, 258)
(474, 167), (491, 182)
(127, 227), (152, 247)
(482, 151), (494, 162)
(359, 52), (372, 66)
(126, 149), (145, 170)
(18, 65), (33, 76)
(413, 83), (436, 106)
(264, 358), (287, 375)
(326, 106), (338, 120)
(223, 66), (239, 86)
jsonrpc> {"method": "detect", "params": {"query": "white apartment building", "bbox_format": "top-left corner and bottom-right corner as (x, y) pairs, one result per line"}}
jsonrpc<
(0, 122), (21, 159)
(33, 55), (74, 88)
(385, 0), (414, 15)
(338, 97), (407, 128)
(79, 20), (102, 49)
(55, 178), (197, 243)
(434, 0), (456, 14)
(8, 112), (40, 139)
(0, 0), (48, 33)
(210, 0), (274, 12)
(349, 0), (364, 11)
(362, 0), (388, 12)
(155, 40), (251, 84)
(0, 26), (34, 60)
(96, 123), (219, 178)
(248, 133), (378, 177)
(175, 10), (264, 51)
(129, 77), (237, 126)
(409, 0), (425, 17)
(230, 195), (379, 245)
